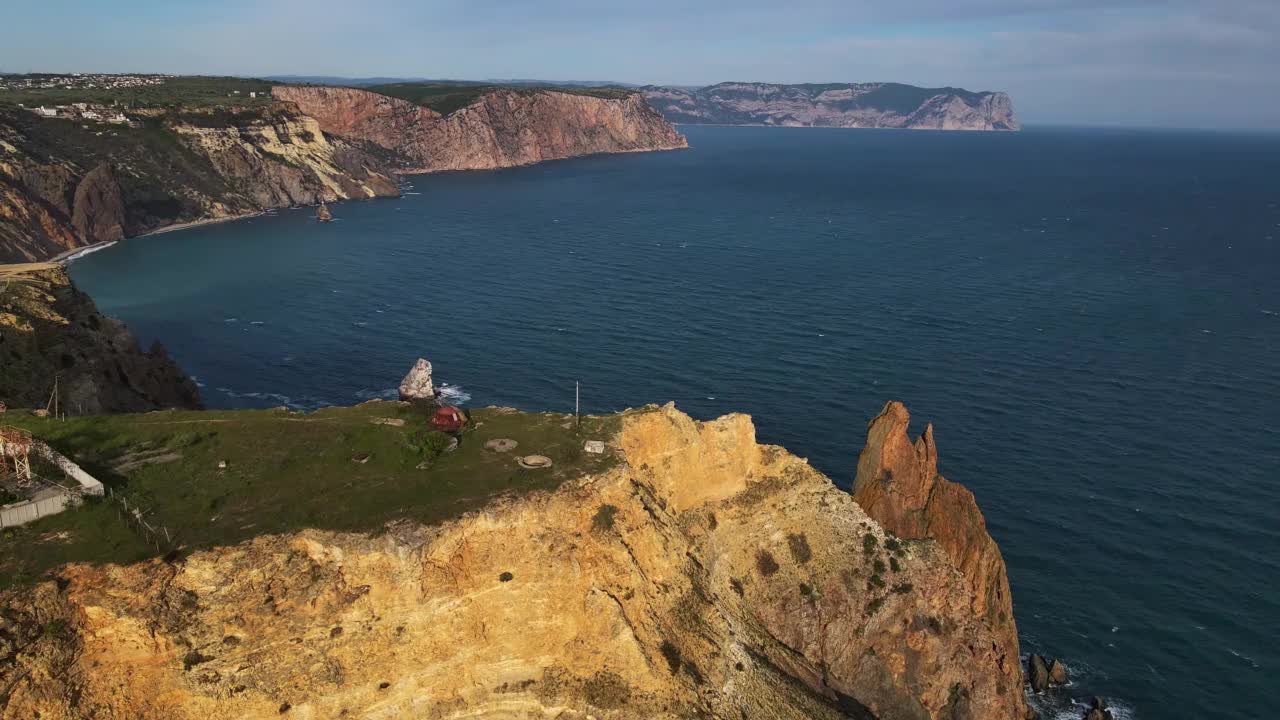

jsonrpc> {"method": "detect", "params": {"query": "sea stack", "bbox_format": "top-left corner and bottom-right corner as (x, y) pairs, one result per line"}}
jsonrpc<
(852, 401), (1026, 708)
(398, 358), (435, 401)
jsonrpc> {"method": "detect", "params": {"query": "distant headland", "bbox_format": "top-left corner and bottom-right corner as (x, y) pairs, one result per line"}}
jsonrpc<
(643, 81), (1020, 131)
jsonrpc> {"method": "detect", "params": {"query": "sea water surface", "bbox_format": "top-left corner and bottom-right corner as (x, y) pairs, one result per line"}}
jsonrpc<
(70, 125), (1279, 719)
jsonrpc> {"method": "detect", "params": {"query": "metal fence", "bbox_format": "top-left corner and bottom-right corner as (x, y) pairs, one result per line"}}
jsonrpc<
(105, 486), (174, 552)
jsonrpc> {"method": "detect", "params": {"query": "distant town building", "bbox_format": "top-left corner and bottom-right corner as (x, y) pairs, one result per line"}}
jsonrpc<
(249, 91), (257, 98)
(33, 106), (57, 118)
(82, 110), (101, 120)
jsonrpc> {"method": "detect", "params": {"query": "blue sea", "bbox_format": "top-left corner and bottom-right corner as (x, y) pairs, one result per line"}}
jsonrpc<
(70, 125), (1279, 720)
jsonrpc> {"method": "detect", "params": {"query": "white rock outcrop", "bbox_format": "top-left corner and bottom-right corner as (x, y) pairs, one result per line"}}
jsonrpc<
(398, 358), (435, 401)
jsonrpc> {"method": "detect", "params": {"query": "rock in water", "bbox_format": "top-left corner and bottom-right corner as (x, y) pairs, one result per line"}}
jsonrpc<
(1084, 696), (1113, 720)
(398, 358), (435, 401)
(1028, 654), (1051, 693)
(1048, 658), (1069, 685)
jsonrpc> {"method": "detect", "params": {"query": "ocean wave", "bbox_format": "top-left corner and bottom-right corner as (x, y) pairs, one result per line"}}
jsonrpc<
(1028, 693), (1137, 720)
(353, 388), (398, 401)
(350, 384), (470, 405)
(437, 384), (471, 405)
(215, 387), (294, 406)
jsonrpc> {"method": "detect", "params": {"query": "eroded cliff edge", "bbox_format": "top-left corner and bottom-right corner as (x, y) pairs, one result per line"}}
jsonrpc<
(0, 403), (1026, 719)
(0, 264), (200, 413)
(273, 85), (689, 173)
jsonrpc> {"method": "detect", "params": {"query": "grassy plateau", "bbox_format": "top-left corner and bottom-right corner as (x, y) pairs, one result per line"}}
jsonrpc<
(0, 402), (621, 589)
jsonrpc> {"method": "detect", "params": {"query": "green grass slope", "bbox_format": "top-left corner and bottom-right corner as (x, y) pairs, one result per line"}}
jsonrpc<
(0, 402), (621, 588)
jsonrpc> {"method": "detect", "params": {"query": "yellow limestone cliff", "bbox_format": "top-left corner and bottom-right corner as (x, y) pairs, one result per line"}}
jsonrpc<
(0, 404), (1027, 719)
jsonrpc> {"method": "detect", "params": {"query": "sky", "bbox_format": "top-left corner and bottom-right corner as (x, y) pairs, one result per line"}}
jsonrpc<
(1, 0), (1278, 129)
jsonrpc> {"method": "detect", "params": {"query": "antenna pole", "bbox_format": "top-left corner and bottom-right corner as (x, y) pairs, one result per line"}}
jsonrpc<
(575, 381), (580, 430)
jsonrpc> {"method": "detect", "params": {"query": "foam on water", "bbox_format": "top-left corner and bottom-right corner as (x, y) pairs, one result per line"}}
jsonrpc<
(60, 241), (118, 263)
(437, 384), (471, 405)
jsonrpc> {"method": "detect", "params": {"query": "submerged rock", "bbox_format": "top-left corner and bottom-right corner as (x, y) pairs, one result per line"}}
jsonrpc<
(397, 358), (435, 401)
(1084, 696), (1113, 720)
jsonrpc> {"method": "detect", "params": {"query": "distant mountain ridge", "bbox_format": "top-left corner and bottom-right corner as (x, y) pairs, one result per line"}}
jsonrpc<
(644, 81), (1020, 131)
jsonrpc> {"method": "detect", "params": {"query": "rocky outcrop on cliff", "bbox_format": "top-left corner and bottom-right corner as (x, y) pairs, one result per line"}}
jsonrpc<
(0, 403), (1026, 719)
(644, 82), (1020, 131)
(0, 264), (199, 413)
(852, 401), (1024, 705)
(273, 85), (688, 173)
(398, 357), (435, 400)
(0, 107), (399, 263)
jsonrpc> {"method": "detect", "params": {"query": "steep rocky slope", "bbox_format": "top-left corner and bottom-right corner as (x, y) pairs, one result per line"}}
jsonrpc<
(0, 264), (199, 413)
(273, 85), (689, 173)
(853, 402), (1024, 703)
(0, 106), (400, 263)
(644, 82), (1019, 131)
(0, 403), (1027, 719)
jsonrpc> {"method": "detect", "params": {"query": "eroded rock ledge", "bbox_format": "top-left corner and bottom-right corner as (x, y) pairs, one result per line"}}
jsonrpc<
(0, 403), (1027, 719)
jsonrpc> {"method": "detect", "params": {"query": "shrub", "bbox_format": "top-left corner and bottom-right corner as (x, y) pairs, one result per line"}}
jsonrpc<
(889, 556), (901, 573)
(410, 430), (453, 459)
(799, 582), (814, 598)
(866, 597), (885, 615)
(592, 504), (619, 532)
(867, 573), (886, 590)
(892, 582), (914, 595)
(41, 618), (68, 640)
(659, 640), (682, 674)
(787, 533), (813, 564)
(756, 550), (780, 577)
(873, 558), (886, 574)
(862, 533), (878, 554)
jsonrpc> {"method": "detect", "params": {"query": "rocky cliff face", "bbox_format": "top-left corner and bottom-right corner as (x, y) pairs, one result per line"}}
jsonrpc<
(0, 107), (400, 263)
(0, 403), (1027, 719)
(273, 85), (689, 173)
(853, 402), (1023, 705)
(644, 82), (1020, 131)
(0, 264), (200, 413)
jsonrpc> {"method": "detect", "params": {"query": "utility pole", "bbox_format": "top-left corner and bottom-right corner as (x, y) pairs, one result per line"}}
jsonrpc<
(575, 381), (580, 431)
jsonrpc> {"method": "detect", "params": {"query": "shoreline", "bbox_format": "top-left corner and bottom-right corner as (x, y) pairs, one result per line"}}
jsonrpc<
(139, 211), (265, 238)
(51, 212), (266, 266)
